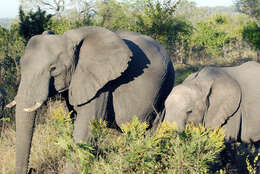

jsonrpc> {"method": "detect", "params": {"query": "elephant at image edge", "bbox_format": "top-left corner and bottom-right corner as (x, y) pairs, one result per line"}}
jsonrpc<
(164, 61), (260, 143)
(7, 26), (175, 174)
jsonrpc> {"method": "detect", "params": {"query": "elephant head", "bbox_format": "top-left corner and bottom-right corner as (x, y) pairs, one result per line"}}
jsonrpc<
(8, 26), (132, 174)
(165, 67), (241, 131)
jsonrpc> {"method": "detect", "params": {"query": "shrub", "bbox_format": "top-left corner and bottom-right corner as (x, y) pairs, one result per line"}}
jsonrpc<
(56, 110), (225, 174)
(18, 7), (52, 41)
(246, 152), (260, 174)
(242, 21), (260, 51)
(47, 18), (78, 35)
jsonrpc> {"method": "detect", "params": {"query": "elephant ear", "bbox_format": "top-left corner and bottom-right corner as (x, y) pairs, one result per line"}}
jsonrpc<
(199, 68), (241, 129)
(69, 28), (132, 106)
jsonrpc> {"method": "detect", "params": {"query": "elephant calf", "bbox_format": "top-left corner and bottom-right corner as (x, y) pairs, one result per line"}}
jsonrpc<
(165, 61), (260, 143)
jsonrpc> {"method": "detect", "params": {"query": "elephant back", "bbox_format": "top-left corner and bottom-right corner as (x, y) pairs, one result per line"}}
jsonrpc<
(224, 61), (260, 142)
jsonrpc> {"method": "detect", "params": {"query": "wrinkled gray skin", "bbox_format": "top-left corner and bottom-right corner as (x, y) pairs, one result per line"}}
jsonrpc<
(165, 61), (260, 143)
(12, 26), (174, 174)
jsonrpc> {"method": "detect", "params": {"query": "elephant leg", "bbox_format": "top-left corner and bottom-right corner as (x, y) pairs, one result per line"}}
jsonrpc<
(146, 107), (166, 137)
(61, 90), (76, 122)
(64, 92), (110, 174)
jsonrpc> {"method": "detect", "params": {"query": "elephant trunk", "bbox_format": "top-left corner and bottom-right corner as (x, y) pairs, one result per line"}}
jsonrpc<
(16, 102), (36, 174)
(15, 73), (49, 174)
(176, 120), (185, 132)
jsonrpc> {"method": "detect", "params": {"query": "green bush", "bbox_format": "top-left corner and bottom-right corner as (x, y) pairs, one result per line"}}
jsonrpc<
(53, 108), (225, 174)
(0, 24), (25, 123)
(242, 21), (260, 51)
(186, 14), (247, 64)
(191, 20), (229, 57)
(18, 7), (52, 41)
(47, 18), (78, 35)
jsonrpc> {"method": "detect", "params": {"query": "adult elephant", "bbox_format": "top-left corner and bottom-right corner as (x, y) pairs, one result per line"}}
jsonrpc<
(165, 61), (260, 143)
(7, 26), (175, 174)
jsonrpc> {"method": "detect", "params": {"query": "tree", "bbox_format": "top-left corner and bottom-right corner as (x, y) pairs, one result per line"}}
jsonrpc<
(0, 24), (25, 114)
(19, 0), (66, 18)
(19, 0), (97, 19)
(134, 0), (180, 39)
(94, 0), (136, 31)
(133, 0), (192, 63)
(133, 0), (192, 41)
(18, 7), (52, 41)
(234, 0), (260, 26)
(242, 21), (260, 61)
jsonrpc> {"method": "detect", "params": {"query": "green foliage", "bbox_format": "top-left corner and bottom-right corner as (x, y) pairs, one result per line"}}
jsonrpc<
(191, 19), (228, 56)
(0, 24), (25, 121)
(47, 18), (78, 35)
(214, 14), (227, 25)
(217, 142), (260, 174)
(54, 108), (225, 174)
(242, 21), (260, 50)
(94, 0), (136, 31)
(0, 117), (11, 122)
(18, 7), (52, 41)
(188, 14), (244, 60)
(246, 152), (260, 174)
(134, 0), (192, 46)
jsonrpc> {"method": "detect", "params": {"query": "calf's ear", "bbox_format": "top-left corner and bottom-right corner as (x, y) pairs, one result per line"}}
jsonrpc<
(201, 69), (241, 129)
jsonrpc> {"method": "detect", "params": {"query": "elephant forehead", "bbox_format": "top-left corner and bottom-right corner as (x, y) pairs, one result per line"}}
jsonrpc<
(26, 35), (65, 53)
(22, 36), (66, 65)
(166, 92), (187, 109)
(167, 85), (199, 107)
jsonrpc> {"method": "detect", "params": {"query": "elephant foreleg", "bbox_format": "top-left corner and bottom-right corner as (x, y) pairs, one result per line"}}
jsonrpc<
(64, 92), (110, 174)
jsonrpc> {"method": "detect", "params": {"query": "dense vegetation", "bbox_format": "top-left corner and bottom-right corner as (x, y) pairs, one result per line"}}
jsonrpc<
(0, 0), (260, 173)
(1, 105), (226, 173)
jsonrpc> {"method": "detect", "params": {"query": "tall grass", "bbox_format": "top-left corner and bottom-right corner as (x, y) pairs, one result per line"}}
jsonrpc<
(0, 103), (259, 174)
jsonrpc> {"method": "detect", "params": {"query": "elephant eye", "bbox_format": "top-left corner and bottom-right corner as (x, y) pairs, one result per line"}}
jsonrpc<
(186, 110), (192, 115)
(50, 66), (56, 72)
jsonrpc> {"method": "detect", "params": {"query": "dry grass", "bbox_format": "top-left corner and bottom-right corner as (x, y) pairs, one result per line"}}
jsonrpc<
(0, 99), (68, 174)
(0, 127), (15, 174)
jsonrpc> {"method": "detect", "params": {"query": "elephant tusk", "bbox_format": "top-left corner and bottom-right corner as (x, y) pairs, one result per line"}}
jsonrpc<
(6, 100), (16, 108)
(24, 102), (43, 112)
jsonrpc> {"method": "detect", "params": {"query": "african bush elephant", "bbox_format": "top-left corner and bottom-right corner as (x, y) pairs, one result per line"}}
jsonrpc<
(7, 26), (175, 174)
(165, 61), (260, 143)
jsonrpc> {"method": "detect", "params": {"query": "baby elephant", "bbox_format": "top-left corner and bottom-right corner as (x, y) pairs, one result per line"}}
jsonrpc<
(165, 61), (260, 143)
